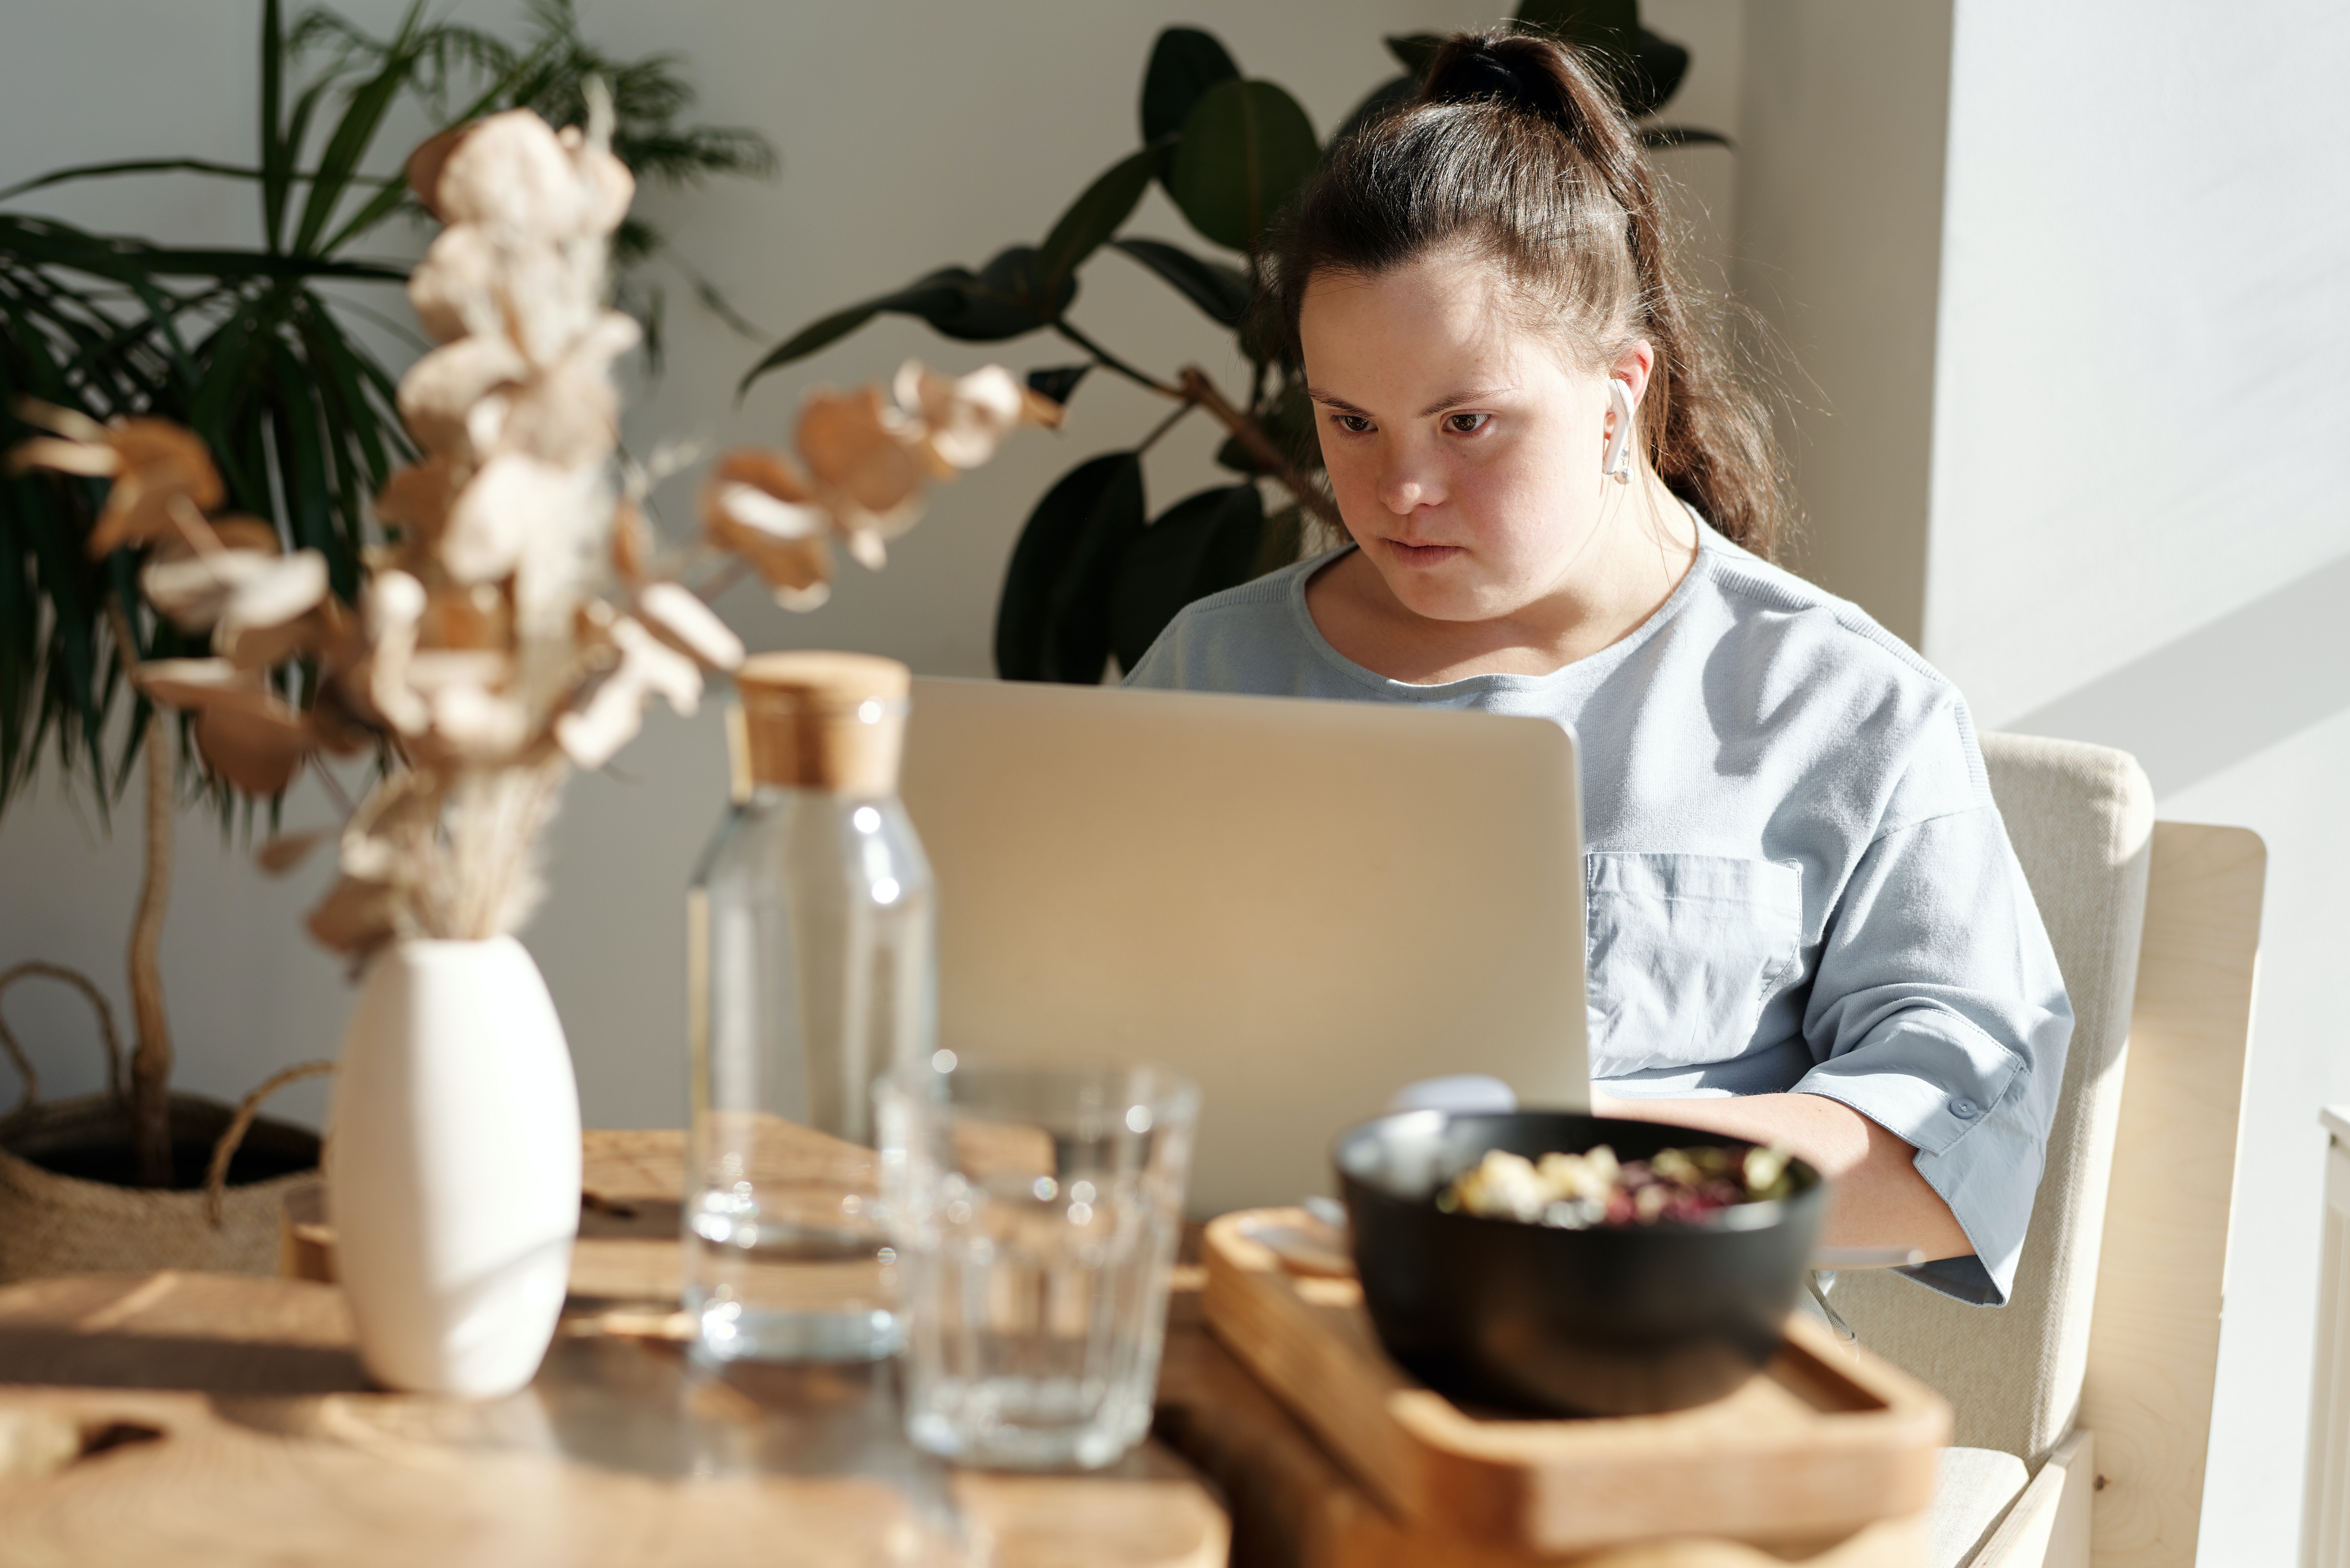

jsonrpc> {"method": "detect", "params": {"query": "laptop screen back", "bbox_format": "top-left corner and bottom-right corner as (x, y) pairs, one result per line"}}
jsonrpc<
(900, 677), (1587, 1216)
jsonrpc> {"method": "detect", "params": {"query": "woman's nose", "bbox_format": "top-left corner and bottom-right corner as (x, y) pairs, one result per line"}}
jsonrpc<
(1377, 460), (1439, 515)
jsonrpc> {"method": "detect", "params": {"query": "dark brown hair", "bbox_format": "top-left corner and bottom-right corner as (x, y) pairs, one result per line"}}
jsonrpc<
(1275, 31), (1787, 558)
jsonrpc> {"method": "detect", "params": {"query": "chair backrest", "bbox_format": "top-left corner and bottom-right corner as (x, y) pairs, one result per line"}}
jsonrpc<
(2079, 820), (2263, 1568)
(1832, 733), (2155, 1467)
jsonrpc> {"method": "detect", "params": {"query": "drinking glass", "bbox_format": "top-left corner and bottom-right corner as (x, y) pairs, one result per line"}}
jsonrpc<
(877, 1054), (1200, 1470)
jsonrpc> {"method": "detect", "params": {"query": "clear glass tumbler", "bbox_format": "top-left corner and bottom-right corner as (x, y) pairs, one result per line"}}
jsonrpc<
(878, 1055), (1201, 1470)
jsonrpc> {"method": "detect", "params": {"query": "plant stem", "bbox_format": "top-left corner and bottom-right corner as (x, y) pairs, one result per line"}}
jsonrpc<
(1046, 318), (1339, 531)
(1177, 367), (1341, 530)
(128, 711), (174, 1187)
(1135, 399), (1197, 455)
(1052, 321), (1180, 397)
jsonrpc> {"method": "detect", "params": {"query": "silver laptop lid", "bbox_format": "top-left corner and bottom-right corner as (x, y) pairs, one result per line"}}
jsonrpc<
(900, 677), (1587, 1216)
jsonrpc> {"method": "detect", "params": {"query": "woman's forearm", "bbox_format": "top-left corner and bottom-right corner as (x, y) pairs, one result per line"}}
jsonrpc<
(1586, 1090), (1974, 1259)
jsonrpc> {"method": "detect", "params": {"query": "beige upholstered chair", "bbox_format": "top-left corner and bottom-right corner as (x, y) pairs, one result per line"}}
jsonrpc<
(1833, 735), (2265, 1568)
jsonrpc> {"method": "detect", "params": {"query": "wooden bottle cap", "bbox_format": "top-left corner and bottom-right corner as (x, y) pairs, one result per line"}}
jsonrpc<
(729, 651), (911, 798)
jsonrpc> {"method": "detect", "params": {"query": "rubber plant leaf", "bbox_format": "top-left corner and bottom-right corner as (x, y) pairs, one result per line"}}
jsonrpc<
(740, 268), (982, 393)
(945, 246), (1076, 341)
(1169, 79), (1321, 256)
(1108, 482), (1263, 672)
(995, 452), (1140, 683)
(1142, 26), (1242, 177)
(1642, 126), (1730, 150)
(1026, 365), (1092, 406)
(1384, 33), (1445, 75)
(1036, 147), (1157, 294)
(1627, 29), (1691, 116)
(1109, 238), (1252, 328)
(1040, 451), (1148, 684)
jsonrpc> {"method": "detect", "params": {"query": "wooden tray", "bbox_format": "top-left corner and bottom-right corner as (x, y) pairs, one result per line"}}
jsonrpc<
(1202, 1209), (1950, 1557)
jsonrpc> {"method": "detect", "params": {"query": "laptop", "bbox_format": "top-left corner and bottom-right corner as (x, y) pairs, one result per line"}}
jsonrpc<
(898, 677), (1588, 1216)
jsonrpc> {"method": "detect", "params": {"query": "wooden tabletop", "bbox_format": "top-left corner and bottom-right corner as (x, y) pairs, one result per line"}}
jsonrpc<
(0, 1129), (1928, 1567)
(0, 1130), (1224, 1568)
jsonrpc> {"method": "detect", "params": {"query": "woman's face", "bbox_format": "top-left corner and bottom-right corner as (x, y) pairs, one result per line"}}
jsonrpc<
(1299, 251), (1646, 623)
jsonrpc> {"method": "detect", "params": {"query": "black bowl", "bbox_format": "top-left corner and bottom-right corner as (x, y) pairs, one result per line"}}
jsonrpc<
(1334, 1109), (1824, 1417)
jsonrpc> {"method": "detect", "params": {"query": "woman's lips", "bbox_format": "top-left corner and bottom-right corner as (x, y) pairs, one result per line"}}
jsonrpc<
(1383, 539), (1464, 568)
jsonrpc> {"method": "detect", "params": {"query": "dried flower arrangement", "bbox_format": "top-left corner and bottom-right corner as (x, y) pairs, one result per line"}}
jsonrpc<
(14, 99), (1055, 967)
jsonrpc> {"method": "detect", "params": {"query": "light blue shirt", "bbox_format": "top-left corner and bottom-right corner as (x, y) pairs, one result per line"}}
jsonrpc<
(1126, 524), (2072, 1306)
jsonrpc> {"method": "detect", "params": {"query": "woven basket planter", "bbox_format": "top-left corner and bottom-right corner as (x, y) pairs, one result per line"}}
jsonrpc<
(0, 1092), (320, 1284)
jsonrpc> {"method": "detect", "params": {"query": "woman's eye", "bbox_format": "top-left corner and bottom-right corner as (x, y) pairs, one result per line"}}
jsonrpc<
(1446, 412), (1491, 435)
(1334, 414), (1373, 434)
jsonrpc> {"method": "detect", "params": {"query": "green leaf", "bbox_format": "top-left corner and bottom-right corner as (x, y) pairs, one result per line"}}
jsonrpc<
(1384, 33), (1445, 76)
(262, 0), (288, 251)
(946, 246), (1073, 341)
(0, 159), (273, 207)
(266, 338), (335, 559)
(1141, 28), (1240, 148)
(291, 3), (425, 255)
(1513, 0), (1639, 56)
(741, 249), (1071, 396)
(739, 269), (976, 393)
(1642, 125), (1730, 151)
(1511, 1), (1692, 116)
(1108, 483), (1263, 672)
(1109, 238), (1251, 328)
(1627, 29), (1691, 117)
(1026, 365), (1092, 405)
(995, 452), (1143, 683)
(1169, 79), (1320, 256)
(1037, 148), (1156, 293)
(1251, 503), (1304, 580)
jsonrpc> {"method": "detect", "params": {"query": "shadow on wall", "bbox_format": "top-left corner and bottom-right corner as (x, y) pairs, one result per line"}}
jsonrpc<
(2003, 550), (2350, 797)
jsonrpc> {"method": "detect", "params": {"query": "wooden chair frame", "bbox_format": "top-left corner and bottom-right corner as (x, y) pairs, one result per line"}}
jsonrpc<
(1970, 822), (2265, 1568)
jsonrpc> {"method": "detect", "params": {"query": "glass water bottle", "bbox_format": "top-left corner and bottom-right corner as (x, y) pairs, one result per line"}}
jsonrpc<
(685, 651), (935, 1362)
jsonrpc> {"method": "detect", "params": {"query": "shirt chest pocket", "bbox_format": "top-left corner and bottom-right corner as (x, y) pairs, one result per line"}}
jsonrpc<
(1585, 853), (1804, 1075)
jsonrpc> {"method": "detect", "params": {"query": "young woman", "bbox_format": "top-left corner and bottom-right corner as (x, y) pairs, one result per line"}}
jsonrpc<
(1125, 32), (2070, 1306)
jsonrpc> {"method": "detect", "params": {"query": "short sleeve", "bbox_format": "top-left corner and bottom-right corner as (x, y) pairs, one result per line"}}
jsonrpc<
(1792, 806), (2073, 1306)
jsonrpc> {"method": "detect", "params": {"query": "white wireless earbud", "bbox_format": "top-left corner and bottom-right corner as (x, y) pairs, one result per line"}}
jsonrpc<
(1602, 378), (1636, 484)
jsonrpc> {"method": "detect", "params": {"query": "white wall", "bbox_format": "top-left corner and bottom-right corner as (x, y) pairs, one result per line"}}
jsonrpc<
(1732, 0), (1952, 646)
(8, 2), (2336, 1554)
(1925, 2), (2350, 1557)
(0, 0), (1549, 1128)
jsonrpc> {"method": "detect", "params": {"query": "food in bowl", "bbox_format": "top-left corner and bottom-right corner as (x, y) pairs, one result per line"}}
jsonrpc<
(1439, 1141), (1796, 1229)
(1335, 1111), (1825, 1415)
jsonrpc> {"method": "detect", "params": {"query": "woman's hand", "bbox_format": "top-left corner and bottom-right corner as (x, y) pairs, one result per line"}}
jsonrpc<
(1587, 1090), (1974, 1260)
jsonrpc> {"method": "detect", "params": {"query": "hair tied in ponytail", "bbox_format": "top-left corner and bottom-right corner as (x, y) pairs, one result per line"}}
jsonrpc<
(1423, 37), (1576, 138)
(1276, 29), (1792, 559)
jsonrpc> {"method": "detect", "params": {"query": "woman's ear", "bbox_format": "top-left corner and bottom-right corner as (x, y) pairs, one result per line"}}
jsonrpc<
(1611, 339), (1658, 407)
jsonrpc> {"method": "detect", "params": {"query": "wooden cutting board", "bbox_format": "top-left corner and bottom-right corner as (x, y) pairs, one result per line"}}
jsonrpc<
(1202, 1209), (1949, 1557)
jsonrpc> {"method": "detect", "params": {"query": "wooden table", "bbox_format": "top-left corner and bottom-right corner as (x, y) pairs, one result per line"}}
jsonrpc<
(0, 1130), (1225, 1568)
(0, 1129), (1925, 1566)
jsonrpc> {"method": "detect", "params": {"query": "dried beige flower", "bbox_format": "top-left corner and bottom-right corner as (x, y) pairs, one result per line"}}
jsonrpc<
(797, 385), (926, 555)
(897, 362), (1034, 472)
(441, 454), (571, 584)
(407, 224), (502, 344)
(636, 581), (745, 670)
(11, 109), (1048, 961)
(436, 110), (633, 244)
(700, 450), (832, 603)
(398, 336), (529, 457)
(195, 700), (309, 796)
(8, 410), (226, 557)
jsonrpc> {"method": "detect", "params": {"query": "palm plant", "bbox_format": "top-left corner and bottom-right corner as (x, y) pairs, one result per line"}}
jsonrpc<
(745, 0), (1717, 685)
(0, 0), (770, 1187)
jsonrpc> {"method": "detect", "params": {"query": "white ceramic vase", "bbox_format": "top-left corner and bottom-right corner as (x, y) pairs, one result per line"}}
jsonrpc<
(327, 935), (581, 1397)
